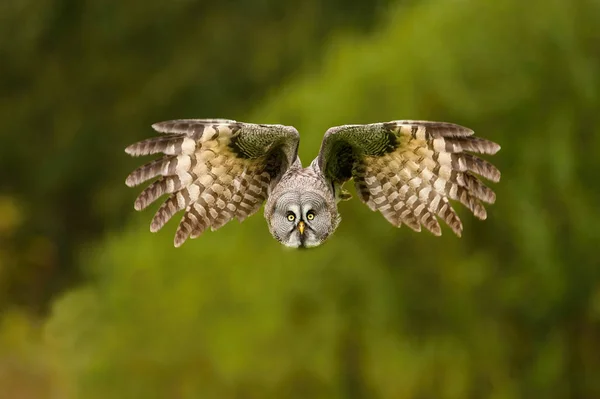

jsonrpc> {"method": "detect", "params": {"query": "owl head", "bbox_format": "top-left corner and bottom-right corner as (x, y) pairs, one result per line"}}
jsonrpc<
(266, 189), (339, 248)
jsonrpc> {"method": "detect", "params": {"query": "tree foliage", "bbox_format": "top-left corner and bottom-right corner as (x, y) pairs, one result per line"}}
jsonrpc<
(0, 0), (389, 312)
(2, 0), (600, 397)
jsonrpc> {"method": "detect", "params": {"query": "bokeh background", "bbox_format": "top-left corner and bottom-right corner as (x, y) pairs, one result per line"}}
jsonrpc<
(1, 0), (600, 397)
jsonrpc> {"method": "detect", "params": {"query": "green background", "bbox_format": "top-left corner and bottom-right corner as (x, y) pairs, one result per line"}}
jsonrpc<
(1, 0), (599, 397)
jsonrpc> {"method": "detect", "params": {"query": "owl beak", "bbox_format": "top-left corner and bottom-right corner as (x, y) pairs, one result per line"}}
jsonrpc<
(297, 220), (306, 235)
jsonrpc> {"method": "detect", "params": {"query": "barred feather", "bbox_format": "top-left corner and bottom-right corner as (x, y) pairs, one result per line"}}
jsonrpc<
(318, 120), (500, 237)
(125, 119), (299, 247)
(125, 135), (197, 157)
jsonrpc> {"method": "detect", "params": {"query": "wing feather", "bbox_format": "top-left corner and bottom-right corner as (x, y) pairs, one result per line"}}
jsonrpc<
(316, 120), (500, 236)
(125, 119), (299, 246)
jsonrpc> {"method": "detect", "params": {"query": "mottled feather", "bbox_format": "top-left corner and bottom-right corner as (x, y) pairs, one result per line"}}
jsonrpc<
(125, 119), (299, 247)
(317, 120), (501, 236)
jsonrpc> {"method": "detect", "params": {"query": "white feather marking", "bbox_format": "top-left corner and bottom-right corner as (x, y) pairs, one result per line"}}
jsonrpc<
(416, 147), (434, 159)
(181, 137), (196, 154)
(433, 138), (446, 152)
(430, 195), (441, 211)
(178, 173), (193, 186)
(414, 204), (426, 216)
(399, 126), (412, 136)
(201, 139), (218, 150)
(434, 178), (447, 192)
(393, 201), (405, 211)
(212, 184), (224, 194)
(419, 187), (432, 201)
(437, 152), (452, 166)
(407, 160), (420, 171)
(399, 185), (411, 198)
(220, 174), (233, 185)
(409, 177), (422, 188)
(374, 196), (386, 205)
(166, 179), (175, 192)
(415, 126), (427, 140)
(212, 165), (228, 176)
(388, 159), (401, 170)
(198, 174), (213, 187)
(449, 184), (458, 198)
(176, 192), (186, 208)
(166, 144), (176, 154)
(211, 155), (226, 167)
(406, 195), (418, 207)
(188, 184), (200, 201)
(364, 176), (377, 185)
(194, 203), (207, 217)
(200, 127), (217, 142)
(198, 150), (216, 163)
(193, 163), (208, 176)
(438, 165), (452, 180)
(176, 155), (191, 173)
(421, 168), (433, 182)
(203, 193), (216, 206)
(400, 169), (412, 180)
(370, 186), (383, 195)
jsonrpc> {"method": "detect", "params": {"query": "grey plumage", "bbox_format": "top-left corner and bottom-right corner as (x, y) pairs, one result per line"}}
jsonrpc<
(125, 119), (501, 248)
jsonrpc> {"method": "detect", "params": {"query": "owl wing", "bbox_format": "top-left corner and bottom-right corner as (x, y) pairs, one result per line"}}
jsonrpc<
(316, 121), (500, 236)
(125, 119), (299, 247)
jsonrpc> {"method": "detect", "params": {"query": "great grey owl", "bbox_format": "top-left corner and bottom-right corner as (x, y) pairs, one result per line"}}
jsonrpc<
(125, 119), (500, 248)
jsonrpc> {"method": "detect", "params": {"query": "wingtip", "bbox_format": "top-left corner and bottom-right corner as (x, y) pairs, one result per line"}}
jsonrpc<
(150, 222), (161, 233)
(151, 122), (165, 132)
(490, 142), (501, 155)
(125, 144), (148, 157)
(173, 237), (184, 248)
(125, 175), (138, 187)
(475, 208), (488, 220)
(134, 200), (144, 211)
(489, 170), (501, 183)
(493, 171), (501, 183)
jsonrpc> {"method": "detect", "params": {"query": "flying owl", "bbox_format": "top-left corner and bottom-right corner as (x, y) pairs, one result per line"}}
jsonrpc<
(125, 119), (500, 248)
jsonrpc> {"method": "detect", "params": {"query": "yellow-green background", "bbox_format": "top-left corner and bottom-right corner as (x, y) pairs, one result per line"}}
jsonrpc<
(1, 0), (599, 397)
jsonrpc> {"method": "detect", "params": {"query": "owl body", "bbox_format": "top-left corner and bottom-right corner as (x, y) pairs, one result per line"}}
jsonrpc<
(125, 119), (501, 248)
(264, 159), (339, 247)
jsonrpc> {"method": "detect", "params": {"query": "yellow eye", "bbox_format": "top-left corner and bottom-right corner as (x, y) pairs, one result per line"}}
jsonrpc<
(287, 214), (296, 221)
(306, 211), (315, 220)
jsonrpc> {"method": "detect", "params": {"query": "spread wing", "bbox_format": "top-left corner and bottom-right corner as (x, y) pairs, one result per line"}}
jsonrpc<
(125, 119), (299, 247)
(316, 121), (500, 236)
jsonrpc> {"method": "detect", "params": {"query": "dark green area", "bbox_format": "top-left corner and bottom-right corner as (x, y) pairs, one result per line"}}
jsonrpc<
(1, 0), (599, 397)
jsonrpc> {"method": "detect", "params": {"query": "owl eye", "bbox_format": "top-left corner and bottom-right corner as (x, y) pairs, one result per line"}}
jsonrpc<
(306, 211), (315, 220)
(287, 213), (296, 222)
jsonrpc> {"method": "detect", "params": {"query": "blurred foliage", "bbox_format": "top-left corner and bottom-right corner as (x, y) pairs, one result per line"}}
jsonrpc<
(0, 0), (390, 312)
(2, 0), (600, 397)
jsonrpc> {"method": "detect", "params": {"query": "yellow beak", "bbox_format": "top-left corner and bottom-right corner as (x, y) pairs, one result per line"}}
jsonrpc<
(298, 221), (305, 235)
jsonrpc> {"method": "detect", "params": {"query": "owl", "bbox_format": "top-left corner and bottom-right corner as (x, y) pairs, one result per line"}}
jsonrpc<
(125, 119), (500, 248)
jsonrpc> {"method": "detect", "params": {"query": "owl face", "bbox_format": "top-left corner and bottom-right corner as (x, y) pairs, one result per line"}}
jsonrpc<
(267, 190), (337, 248)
